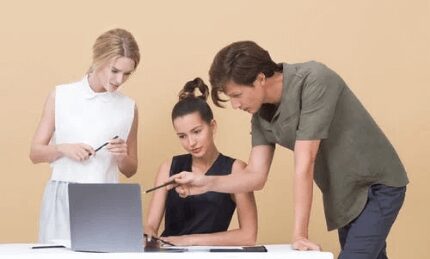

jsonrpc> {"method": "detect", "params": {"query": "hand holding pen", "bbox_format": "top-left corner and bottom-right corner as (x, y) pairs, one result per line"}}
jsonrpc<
(103, 136), (129, 162)
(56, 143), (95, 162)
(144, 233), (175, 247)
(166, 171), (210, 198)
(94, 135), (128, 163)
(51, 136), (121, 163)
(94, 135), (119, 152)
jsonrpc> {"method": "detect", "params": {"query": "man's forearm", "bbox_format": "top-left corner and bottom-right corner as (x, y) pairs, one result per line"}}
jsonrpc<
(209, 169), (267, 193)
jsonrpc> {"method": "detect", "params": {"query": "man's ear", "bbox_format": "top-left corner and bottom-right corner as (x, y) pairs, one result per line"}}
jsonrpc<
(254, 73), (266, 88)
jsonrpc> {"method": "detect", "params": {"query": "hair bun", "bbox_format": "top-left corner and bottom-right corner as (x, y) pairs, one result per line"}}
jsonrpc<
(178, 77), (209, 101)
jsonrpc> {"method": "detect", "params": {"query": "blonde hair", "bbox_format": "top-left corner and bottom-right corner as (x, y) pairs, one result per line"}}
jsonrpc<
(88, 28), (140, 73)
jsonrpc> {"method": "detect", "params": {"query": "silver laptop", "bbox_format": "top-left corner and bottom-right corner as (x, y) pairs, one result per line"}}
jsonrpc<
(68, 183), (144, 252)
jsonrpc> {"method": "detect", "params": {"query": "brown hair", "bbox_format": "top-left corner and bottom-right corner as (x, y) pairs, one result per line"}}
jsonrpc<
(209, 41), (282, 107)
(172, 78), (214, 124)
(88, 28), (140, 73)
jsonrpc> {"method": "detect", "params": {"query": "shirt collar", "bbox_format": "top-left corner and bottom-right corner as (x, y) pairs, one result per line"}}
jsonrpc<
(256, 63), (288, 123)
(271, 63), (291, 121)
(81, 74), (114, 102)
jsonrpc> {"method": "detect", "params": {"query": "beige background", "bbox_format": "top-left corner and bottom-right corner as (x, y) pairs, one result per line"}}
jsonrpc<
(0, 0), (429, 258)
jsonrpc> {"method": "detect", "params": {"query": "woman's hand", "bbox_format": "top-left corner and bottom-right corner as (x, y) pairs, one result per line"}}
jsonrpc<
(162, 235), (193, 246)
(57, 143), (94, 161)
(106, 137), (128, 162)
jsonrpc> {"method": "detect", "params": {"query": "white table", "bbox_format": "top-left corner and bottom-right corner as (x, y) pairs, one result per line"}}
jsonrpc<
(0, 244), (333, 258)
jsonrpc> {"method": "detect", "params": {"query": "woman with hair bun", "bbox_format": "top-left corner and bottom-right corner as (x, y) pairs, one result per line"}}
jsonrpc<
(30, 28), (141, 243)
(145, 78), (257, 246)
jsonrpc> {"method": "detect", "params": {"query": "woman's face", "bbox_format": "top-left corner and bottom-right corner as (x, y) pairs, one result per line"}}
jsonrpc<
(94, 56), (135, 92)
(173, 112), (216, 158)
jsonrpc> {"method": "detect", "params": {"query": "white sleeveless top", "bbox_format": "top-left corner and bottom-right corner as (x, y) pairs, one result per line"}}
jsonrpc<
(50, 76), (135, 183)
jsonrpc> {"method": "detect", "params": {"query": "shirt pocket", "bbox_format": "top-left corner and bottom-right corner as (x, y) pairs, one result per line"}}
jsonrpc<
(274, 112), (299, 150)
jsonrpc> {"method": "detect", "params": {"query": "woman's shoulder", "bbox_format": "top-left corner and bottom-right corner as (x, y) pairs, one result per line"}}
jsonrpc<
(171, 154), (192, 163)
(231, 159), (246, 171)
(221, 154), (246, 174)
(218, 153), (237, 164)
(168, 154), (192, 176)
(52, 83), (80, 105)
(209, 153), (242, 175)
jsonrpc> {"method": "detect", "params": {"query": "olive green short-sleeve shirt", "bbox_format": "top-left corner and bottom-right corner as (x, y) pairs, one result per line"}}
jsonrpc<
(251, 61), (409, 230)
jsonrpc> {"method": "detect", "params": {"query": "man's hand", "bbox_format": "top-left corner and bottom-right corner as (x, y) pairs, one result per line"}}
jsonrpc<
(292, 237), (321, 251)
(167, 171), (210, 197)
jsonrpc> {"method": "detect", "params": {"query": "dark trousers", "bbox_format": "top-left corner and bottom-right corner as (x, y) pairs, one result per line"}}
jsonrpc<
(338, 184), (406, 259)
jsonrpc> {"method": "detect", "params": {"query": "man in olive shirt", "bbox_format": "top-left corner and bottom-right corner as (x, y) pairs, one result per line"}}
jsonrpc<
(170, 41), (408, 259)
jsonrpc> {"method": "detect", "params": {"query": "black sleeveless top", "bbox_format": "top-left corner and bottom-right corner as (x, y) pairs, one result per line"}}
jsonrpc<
(161, 153), (236, 237)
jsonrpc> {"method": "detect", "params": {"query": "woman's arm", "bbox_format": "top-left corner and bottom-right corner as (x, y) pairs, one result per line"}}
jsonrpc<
(291, 140), (321, 251)
(145, 159), (171, 237)
(163, 160), (258, 246)
(29, 90), (94, 163)
(113, 106), (138, 177)
(171, 145), (275, 196)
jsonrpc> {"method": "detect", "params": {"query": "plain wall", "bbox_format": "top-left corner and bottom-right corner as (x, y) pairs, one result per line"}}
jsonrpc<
(0, 1), (429, 258)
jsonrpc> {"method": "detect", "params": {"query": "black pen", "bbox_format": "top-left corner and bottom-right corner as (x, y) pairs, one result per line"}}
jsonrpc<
(94, 135), (119, 152)
(144, 233), (175, 246)
(32, 245), (65, 249)
(144, 180), (176, 193)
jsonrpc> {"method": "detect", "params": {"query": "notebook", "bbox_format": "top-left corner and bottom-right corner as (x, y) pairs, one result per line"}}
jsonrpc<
(68, 183), (145, 252)
(67, 183), (264, 253)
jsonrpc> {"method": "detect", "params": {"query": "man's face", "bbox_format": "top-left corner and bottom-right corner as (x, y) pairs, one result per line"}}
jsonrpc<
(223, 76), (265, 114)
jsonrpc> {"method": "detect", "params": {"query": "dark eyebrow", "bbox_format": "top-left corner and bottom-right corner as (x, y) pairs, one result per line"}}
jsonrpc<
(191, 125), (202, 131)
(175, 125), (202, 135)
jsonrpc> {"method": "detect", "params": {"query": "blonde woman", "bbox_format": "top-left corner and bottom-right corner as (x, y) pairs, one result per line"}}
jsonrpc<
(30, 28), (140, 243)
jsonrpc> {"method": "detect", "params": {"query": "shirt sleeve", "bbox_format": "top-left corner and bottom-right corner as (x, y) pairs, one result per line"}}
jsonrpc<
(296, 66), (345, 140)
(251, 115), (275, 147)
